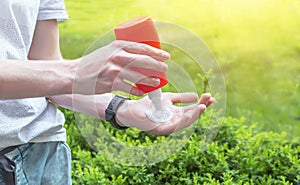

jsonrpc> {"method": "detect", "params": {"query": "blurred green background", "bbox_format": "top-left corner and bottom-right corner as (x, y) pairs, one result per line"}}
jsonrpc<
(60, 0), (300, 139)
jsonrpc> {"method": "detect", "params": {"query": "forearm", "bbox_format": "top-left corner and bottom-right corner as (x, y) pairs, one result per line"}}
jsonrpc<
(48, 93), (114, 119)
(0, 59), (77, 99)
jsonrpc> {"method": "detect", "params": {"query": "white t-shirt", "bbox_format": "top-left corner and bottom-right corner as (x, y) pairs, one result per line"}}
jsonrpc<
(0, 0), (69, 148)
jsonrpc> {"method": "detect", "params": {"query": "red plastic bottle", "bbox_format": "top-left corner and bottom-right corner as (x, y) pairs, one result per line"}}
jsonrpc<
(114, 16), (168, 93)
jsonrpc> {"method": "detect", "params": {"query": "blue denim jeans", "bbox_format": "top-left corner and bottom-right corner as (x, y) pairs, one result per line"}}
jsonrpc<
(0, 142), (71, 185)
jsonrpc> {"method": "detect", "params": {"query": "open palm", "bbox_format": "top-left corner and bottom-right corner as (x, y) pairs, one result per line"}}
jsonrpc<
(116, 92), (215, 135)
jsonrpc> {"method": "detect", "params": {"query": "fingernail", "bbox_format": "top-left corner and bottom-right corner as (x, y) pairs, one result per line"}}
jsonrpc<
(161, 52), (170, 59)
(161, 63), (168, 71)
(211, 98), (216, 103)
(132, 88), (144, 96)
(137, 90), (144, 96)
(153, 78), (160, 86)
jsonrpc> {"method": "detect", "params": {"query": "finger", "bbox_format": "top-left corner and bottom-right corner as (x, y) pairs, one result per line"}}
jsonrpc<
(163, 92), (198, 104)
(199, 93), (212, 105)
(182, 103), (198, 113)
(126, 54), (168, 72)
(172, 105), (206, 132)
(123, 42), (170, 61)
(112, 79), (144, 96)
(119, 69), (160, 87)
(109, 49), (168, 73)
(180, 96), (214, 113)
(206, 97), (216, 107)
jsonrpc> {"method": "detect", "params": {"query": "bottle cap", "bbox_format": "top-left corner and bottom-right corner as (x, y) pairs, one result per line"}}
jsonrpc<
(114, 16), (168, 93)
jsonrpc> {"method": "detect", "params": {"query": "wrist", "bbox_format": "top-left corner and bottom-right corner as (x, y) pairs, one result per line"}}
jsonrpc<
(63, 59), (79, 94)
(30, 59), (78, 96)
(63, 58), (80, 94)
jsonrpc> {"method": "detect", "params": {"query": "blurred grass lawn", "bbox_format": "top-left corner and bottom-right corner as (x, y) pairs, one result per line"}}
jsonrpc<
(60, 0), (300, 139)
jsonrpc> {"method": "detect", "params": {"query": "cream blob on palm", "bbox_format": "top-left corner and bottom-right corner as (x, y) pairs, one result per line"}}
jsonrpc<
(145, 104), (173, 123)
(145, 89), (173, 123)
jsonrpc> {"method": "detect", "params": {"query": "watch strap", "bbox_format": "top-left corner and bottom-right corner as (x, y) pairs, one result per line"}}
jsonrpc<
(105, 95), (130, 130)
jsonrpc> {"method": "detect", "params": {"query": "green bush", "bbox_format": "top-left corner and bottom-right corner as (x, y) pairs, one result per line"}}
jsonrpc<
(62, 108), (300, 185)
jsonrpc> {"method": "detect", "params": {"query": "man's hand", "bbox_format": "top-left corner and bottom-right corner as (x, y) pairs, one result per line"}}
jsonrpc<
(74, 40), (170, 96)
(115, 93), (215, 135)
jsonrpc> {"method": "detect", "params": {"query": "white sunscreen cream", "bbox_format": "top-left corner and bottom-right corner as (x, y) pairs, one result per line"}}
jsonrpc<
(145, 89), (173, 123)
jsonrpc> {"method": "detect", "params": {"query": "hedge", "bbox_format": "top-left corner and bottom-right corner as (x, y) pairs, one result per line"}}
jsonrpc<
(61, 108), (300, 185)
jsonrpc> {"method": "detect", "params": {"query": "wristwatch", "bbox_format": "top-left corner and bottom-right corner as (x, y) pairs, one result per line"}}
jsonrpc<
(105, 95), (130, 130)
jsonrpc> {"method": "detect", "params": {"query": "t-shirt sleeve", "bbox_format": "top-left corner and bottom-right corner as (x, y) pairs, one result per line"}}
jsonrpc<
(37, 0), (69, 22)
